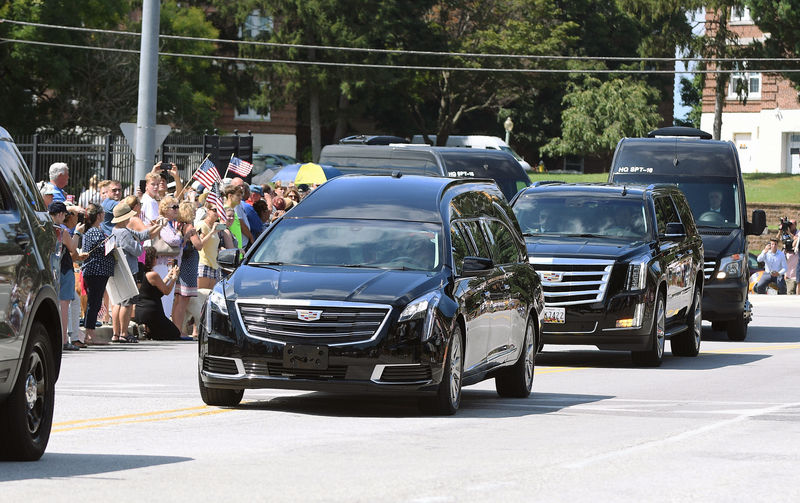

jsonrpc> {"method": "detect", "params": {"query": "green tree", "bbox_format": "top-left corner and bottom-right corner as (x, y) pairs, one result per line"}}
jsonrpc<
(749, 0), (800, 91)
(540, 77), (662, 163)
(675, 74), (703, 128)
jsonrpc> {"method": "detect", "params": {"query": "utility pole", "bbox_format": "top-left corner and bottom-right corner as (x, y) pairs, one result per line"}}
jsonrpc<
(133, 0), (160, 184)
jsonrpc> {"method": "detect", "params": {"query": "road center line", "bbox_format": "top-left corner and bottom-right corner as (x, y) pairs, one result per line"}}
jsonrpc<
(53, 405), (211, 426)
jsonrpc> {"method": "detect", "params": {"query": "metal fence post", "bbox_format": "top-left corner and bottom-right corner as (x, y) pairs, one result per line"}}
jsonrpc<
(104, 134), (113, 180)
(31, 133), (39, 180)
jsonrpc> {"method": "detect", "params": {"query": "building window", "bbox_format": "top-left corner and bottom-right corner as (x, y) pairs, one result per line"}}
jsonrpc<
(234, 105), (271, 121)
(730, 6), (751, 24)
(728, 73), (761, 100)
(238, 9), (273, 40)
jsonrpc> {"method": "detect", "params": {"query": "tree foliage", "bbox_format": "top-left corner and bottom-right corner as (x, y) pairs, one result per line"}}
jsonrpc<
(749, 0), (800, 92)
(541, 77), (662, 159)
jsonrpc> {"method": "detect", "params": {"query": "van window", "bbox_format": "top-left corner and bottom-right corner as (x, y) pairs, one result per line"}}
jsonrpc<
(612, 141), (738, 177)
(441, 152), (529, 201)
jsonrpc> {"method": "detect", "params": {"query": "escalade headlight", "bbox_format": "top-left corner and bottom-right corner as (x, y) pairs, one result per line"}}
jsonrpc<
(717, 254), (743, 279)
(625, 258), (649, 290)
(205, 282), (231, 336)
(398, 291), (441, 341)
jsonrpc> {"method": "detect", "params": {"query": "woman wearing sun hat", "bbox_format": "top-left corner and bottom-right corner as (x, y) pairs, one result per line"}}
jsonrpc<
(110, 200), (164, 343)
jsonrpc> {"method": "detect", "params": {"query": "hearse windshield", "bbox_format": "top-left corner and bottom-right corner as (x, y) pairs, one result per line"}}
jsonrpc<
(613, 175), (741, 229)
(514, 194), (650, 239)
(249, 218), (443, 271)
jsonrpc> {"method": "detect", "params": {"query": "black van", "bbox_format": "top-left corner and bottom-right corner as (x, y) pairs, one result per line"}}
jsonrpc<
(0, 126), (61, 460)
(609, 127), (766, 341)
(318, 144), (531, 201)
(199, 174), (543, 415)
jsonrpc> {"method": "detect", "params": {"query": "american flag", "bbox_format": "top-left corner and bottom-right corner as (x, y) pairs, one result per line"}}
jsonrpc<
(192, 158), (220, 189)
(227, 156), (253, 177)
(206, 183), (228, 223)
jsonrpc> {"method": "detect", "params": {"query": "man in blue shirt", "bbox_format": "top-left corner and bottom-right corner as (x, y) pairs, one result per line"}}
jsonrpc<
(47, 162), (69, 203)
(241, 184), (263, 245)
(101, 180), (123, 236)
(755, 238), (788, 294)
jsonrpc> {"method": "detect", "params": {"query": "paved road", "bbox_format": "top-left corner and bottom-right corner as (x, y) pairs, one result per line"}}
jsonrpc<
(2, 296), (799, 501)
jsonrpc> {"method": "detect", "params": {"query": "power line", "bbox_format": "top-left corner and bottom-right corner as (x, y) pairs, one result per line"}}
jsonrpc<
(3, 17), (800, 64)
(4, 37), (800, 74)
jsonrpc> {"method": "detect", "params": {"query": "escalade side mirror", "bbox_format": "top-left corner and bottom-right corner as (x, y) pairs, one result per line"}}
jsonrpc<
(663, 222), (686, 239)
(747, 210), (767, 236)
(218, 248), (242, 273)
(462, 256), (494, 276)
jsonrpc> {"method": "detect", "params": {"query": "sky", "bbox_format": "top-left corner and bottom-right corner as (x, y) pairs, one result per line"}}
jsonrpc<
(673, 9), (705, 123)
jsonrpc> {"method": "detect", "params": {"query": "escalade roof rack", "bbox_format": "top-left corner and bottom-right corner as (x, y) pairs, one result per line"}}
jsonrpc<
(646, 126), (712, 140)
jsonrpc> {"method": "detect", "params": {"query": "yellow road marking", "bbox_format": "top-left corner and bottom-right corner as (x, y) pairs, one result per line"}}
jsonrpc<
(53, 405), (210, 427)
(53, 408), (233, 433)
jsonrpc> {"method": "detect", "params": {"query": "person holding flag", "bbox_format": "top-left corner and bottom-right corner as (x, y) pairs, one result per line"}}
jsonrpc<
(192, 157), (221, 192)
(197, 196), (234, 290)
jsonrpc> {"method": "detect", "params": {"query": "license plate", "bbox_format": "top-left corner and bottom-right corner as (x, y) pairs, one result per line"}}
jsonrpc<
(283, 344), (329, 370)
(543, 307), (565, 324)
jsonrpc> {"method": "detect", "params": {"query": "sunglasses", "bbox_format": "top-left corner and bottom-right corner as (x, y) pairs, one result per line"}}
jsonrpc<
(170, 205), (180, 209)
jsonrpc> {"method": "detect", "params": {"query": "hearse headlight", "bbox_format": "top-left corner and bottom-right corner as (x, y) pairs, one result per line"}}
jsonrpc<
(205, 282), (231, 336)
(398, 291), (441, 341)
(717, 254), (743, 279)
(625, 258), (649, 290)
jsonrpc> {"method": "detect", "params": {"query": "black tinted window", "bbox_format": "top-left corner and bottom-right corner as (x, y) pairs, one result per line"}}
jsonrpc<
(612, 140), (738, 177)
(450, 223), (470, 274)
(322, 155), (440, 176)
(461, 220), (491, 258)
(441, 152), (529, 200)
(654, 196), (680, 235)
(481, 219), (519, 264)
(671, 193), (697, 234)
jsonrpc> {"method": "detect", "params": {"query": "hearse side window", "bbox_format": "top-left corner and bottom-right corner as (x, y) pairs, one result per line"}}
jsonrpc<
(0, 168), (12, 211)
(654, 196), (680, 235)
(481, 219), (519, 265)
(460, 220), (492, 259)
(450, 223), (470, 275)
(670, 194), (697, 235)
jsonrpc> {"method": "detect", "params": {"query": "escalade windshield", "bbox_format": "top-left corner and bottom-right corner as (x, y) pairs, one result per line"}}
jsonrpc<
(249, 218), (442, 271)
(514, 195), (650, 239)
(612, 175), (740, 229)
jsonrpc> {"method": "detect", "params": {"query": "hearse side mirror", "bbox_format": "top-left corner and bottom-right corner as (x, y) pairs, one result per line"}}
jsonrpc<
(462, 256), (494, 276)
(663, 222), (686, 239)
(218, 248), (242, 274)
(747, 210), (767, 236)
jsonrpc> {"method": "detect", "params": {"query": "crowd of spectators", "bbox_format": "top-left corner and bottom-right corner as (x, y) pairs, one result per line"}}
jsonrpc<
(42, 161), (312, 350)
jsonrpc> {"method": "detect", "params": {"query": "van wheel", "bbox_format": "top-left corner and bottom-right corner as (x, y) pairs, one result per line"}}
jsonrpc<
(0, 322), (55, 461)
(672, 285), (702, 357)
(198, 373), (243, 407)
(727, 313), (748, 341)
(632, 296), (665, 367)
(419, 325), (463, 415)
(495, 319), (535, 398)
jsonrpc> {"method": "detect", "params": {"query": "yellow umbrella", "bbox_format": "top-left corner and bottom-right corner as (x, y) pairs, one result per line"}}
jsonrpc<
(271, 162), (342, 185)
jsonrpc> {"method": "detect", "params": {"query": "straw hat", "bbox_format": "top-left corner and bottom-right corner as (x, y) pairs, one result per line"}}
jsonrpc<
(111, 202), (137, 223)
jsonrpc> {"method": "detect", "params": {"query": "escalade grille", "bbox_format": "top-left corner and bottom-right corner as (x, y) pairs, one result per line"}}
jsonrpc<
(379, 365), (432, 383)
(242, 358), (348, 380)
(236, 301), (391, 345)
(203, 356), (240, 375)
(529, 258), (615, 307)
(704, 260), (717, 281)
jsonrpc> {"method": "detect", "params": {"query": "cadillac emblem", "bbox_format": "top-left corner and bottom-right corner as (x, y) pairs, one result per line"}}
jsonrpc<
(296, 309), (323, 321)
(541, 272), (564, 282)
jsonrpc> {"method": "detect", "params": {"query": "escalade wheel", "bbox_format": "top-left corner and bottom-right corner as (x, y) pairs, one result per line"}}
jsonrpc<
(671, 285), (702, 357)
(198, 373), (243, 407)
(419, 325), (463, 415)
(726, 313), (748, 341)
(0, 322), (55, 461)
(495, 318), (535, 398)
(632, 296), (665, 367)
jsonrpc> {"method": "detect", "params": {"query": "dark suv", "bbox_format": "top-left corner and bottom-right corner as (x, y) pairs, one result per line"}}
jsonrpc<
(199, 174), (543, 415)
(511, 183), (704, 366)
(0, 126), (61, 460)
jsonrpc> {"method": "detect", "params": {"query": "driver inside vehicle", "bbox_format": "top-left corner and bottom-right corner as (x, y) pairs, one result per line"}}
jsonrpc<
(708, 190), (723, 213)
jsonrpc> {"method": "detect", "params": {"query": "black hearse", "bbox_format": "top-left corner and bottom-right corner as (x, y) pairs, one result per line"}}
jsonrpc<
(512, 183), (704, 366)
(609, 127), (766, 341)
(199, 175), (543, 415)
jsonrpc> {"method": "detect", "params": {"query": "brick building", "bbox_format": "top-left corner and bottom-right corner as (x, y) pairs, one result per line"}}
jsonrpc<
(700, 7), (800, 174)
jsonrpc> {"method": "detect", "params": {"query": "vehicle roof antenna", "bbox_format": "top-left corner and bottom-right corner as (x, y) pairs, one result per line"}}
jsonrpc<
(673, 138), (680, 166)
(621, 185), (627, 196)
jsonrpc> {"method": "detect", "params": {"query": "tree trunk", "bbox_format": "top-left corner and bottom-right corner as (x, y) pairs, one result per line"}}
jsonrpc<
(333, 91), (349, 142)
(712, 7), (729, 141)
(309, 85), (321, 163)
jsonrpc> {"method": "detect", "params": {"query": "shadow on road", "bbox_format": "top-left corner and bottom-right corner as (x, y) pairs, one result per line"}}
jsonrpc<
(702, 325), (800, 344)
(238, 390), (612, 419)
(0, 453), (192, 481)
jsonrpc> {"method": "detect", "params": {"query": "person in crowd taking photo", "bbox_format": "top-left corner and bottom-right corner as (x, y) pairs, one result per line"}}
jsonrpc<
(135, 247), (181, 341)
(110, 201), (164, 343)
(755, 237), (788, 294)
(46, 162), (69, 203)
(172, 201), (214, 340)
(101, 179), (124, 236)
(50, 201), (86, 351)
(154, 196), (183, 316)
(140, 172), (162, 225)
(63, 205), (86, 347)
(197, 203), (233, 290)
(223, 183), (252, 249)
(80, 203), (114, 345)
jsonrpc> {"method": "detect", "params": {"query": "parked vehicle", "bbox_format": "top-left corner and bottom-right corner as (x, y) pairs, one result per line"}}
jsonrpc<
(318, 144), (531, 201)
(412, 135), (532, 171)
(198, 174), (544, 414)
(0, 126), (61, 460)
(511, 182), (704, 366)
(608, 126), (766, 341)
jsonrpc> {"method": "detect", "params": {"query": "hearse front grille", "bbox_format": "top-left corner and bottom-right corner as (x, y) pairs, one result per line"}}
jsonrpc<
(203, 356), (240, 375)
(237, 301), (391, 345)
(378, 365), (432, 383)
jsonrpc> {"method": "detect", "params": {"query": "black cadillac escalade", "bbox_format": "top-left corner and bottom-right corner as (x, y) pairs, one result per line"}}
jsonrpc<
(199, 174), (544, 415)
(511, 183), (704, 366)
